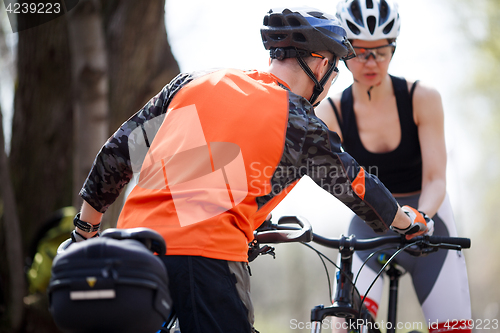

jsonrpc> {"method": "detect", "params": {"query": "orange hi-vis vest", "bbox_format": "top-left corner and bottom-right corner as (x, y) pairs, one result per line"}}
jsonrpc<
(117, 69), (296, 262)
(81, 68), (398, 263)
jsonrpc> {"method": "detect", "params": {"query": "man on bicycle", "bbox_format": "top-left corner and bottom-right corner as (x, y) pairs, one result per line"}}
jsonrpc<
(70, 7), (429, 333)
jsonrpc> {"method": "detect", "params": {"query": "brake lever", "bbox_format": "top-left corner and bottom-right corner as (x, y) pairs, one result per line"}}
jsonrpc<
(404, 243), (438, 257)
(398, 237), (430, 257)
(403, 237), (462, 257)
(248, 239), (276, 262)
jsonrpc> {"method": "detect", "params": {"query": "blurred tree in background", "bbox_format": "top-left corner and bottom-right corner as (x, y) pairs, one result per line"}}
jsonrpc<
(0, 1), (179, 331)
(455, 0), (500, 329)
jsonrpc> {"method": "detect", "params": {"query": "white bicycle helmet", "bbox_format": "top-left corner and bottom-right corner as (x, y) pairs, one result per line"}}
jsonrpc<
(336, 0), (400, 40)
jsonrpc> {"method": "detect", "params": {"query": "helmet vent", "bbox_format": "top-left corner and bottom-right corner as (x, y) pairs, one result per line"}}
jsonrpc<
(287, 17), (301, 27)
(269, 16), (285, 27)
(379, 0), (389, 24)
(349, 1), (364, 26)
(268, 33), (287, 41)
(308, 11), (327, 19)
(382, 19), (395, 34)
(346, 20), (361, 35)
(367, 15), (376, 34)
(366, 0), (373, 9)
(292, 32), (306, 42)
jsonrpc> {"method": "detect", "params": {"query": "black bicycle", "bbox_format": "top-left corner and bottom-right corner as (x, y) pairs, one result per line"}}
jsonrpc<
(51, 216), (470, 333)
(251, 215), (471, 333)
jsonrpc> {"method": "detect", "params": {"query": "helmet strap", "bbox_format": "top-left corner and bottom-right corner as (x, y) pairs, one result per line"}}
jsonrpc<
(367, 85), (374, 101)
(296, 56), (322, 105)
(296, 55), (337, 106)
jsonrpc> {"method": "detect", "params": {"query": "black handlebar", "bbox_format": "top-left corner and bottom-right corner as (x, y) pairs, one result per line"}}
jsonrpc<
(254, 217), (470, 251)
(254, 216), (313, 244)
(312, 234), (470, 251)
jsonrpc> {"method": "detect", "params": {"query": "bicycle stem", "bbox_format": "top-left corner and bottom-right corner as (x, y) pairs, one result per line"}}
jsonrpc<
(310, 236), (361, 332)
(332, 248), (358, 316)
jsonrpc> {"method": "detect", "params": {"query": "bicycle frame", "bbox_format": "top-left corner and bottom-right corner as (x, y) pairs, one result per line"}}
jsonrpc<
(160, 216), (470, 333)
(307, 233), (469, 333)
(310, 235), (381, 333)
(252, 216), (470, 333)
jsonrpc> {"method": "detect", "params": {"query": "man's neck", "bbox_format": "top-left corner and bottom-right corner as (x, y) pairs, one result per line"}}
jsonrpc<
(268, 60), (314, 100)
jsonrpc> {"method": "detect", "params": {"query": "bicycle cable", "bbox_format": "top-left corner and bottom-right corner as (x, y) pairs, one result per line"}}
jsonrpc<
(357, 241), (418, 316)
(353, 246), (401, 287)
(301, 242), (362, 304)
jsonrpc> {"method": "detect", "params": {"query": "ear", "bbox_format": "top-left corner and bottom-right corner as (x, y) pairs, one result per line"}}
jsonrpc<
(313, 57), (330, 81)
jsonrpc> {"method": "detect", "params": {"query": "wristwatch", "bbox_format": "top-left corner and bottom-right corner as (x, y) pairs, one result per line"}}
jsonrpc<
(73, 213), (101, 233)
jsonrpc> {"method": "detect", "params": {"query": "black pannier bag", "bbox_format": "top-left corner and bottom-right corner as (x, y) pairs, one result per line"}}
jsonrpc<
(48, 228), (172, 333)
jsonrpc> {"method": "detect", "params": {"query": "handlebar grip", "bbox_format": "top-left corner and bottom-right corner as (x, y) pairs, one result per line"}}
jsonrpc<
(426, 236), (471, 249)
(254, 216), (313, 244)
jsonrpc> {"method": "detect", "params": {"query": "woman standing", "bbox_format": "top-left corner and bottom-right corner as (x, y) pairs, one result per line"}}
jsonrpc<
(315, 1), (471, 332)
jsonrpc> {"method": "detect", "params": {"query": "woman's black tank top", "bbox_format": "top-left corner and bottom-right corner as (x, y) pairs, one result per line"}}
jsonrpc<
(328, 75), (422, 193)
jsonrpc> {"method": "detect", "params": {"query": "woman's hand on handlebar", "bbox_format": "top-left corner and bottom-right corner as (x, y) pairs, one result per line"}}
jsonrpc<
(390, 205), (434, 240)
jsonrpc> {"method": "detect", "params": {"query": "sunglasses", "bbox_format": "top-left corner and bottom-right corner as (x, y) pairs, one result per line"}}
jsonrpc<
(310, 52), (340, 85)
(351, 43), (396, 63)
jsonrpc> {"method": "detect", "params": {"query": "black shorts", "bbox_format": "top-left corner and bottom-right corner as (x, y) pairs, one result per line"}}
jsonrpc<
(161, 255), (254, 333)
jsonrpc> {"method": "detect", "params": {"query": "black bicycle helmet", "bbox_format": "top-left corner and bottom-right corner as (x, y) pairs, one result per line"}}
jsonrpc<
(261, 7), (355, 105)
(261, 7), (355, 61)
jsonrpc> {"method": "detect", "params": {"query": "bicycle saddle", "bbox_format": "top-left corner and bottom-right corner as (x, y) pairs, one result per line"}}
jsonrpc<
(101, 227), (167, 255)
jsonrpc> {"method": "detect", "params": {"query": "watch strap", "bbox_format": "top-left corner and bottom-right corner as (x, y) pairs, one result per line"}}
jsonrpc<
(73, 213), (101, 233)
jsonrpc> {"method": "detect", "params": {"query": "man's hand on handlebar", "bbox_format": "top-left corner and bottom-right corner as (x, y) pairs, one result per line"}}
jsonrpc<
(391, 205), (434, 240)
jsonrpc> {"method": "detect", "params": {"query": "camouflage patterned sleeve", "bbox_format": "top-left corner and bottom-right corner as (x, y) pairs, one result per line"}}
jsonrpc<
(79, 72), (194, 213)
(285, 94), (397, 233)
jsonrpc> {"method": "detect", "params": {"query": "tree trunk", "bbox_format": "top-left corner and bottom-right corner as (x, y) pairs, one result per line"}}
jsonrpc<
(4, 1), (179, 330)
(9, 13), (74, 264)
(99, 0), (180, 227)
(6, 13), (73, 333)
(0, 107), (25, 333)
(66, 0), (109, 210)
(103, 0), (179, 131)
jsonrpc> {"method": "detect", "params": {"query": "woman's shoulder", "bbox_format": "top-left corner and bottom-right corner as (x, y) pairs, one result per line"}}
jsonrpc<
(315, 91), (344, 135)
(403, 77), (442, 101)
(402, 77), (444, 124)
